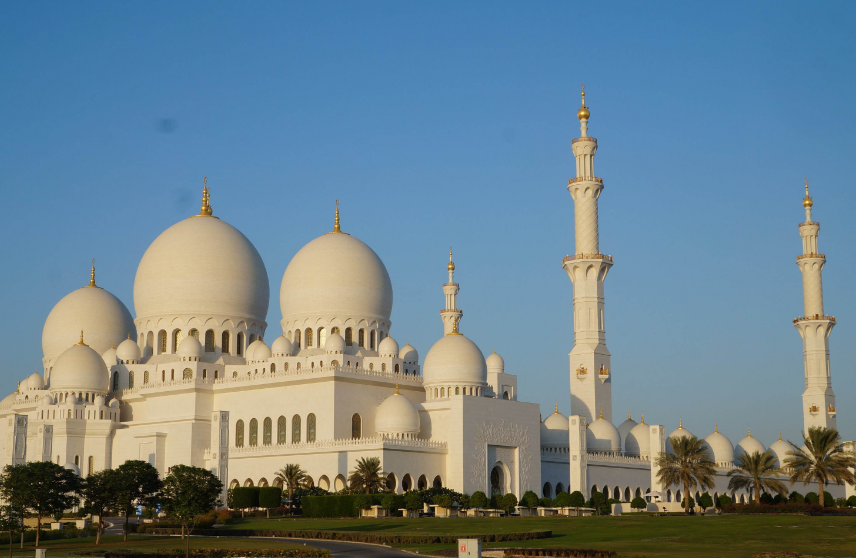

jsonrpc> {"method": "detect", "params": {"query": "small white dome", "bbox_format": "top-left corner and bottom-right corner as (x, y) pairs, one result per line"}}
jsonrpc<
(0, 393), (15, 408)
(24, 371), (45, 391)
(422, 333), (487, 387)
(42, 284), (135, 363)
(325, 333), (345, 354)
(63, 462), (80, 476)
(271, 336), (293, 356)
(586, 418), (621, 453)
(51, 341), (108, 394)
(117, 337), (141, 362)
(704, 429), (734, 465)
(618, 413), (637, 448)
(93, 395), (106, 406)
(101, 346), (118, 366)
(735, 431), (766, 459)
(666, 422), (693, 453)
(542, 409), (569, 446)
(378, 336), (398, 357)
(375, 390), (420, 436)
(399, 343), (418, 365)
(39, 394), (55, 406)
(245, 339), (264, 361)
(625, 421), (651, 458)
(769, 436), (792, 467)
(486, 351), (504, 373)
(177, 335), (204, 358)
(253, 341), (272, 361)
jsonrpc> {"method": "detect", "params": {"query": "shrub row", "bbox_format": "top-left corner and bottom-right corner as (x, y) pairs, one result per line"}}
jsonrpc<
(432, 549), (614, 558)
(0, 525), (97, 545)
(721, 503), (856, 515)
(136, 527), (552, 544)
(104, 550), (330, 558)
(302, 494), (385, 517)
(229, 486), (284, 510)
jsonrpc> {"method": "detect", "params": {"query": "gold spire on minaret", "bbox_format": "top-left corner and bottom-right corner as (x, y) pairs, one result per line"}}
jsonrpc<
(87, 258), (98, 288)
(802, 178), (813, 208)
(195, 177), (213, 217)
(332, 199), (342, 233)
(447, 247), (455, 271)
(76, 330), (88, 346)
(577, 83), (590, 120)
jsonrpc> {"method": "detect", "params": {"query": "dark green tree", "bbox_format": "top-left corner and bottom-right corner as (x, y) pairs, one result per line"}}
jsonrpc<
(568, 491), (586, 507)
(759, 492), (774, 505)
(784, 427), (856, 507)
(459, 493), (470, 509)
(630, 496), (646, 511)
(115, 460), (162, 541)
(590, 492), (607, 515)
(258, 486), (283, 517)
(655, 435), (716, 514)
(160, 464), (223, 558)
(347, 457), (385, 494)
(681, 496), (695, 511)
(553, 491), (572, 508)
(500, 493), (518, 514)
(404, 491), (423, 513)
(436, 494), (453, 510)
(789, 491), (804, 503)
(470, 491), (488, 514)
(0, 504), (24, 558)
(716, 494), (732, 508)
(847, 495), (856, 508)
(0, 462), (82, 546)
(698, 492), (713, 511)
(80, 468), (121, 545)
(521, 490), (539, 511)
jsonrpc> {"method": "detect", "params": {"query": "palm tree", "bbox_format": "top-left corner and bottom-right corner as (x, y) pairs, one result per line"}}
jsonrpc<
(784, 426), (856, 507)
(727, 450), (787, 504)
(655, 435), (716, 514)
(348, 457), (385, 494)
(274, 464), (308, 514)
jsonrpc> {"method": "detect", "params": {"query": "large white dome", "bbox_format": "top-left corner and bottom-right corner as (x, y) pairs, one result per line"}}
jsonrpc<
(769, 436), (792, 467)
(42, 282), (135, 363)
(542, 408), (569, 446)
(735, 431), (766, 459)
(422, 333), (487, 387)
(586, 418), (621, 453)
(280, 232), (392, 325)
(134, 215), (269, 322)
(625, 421), (651, 458)
(375, 391), (420, 437)
(704, 428), (734, 465)
(617, 412), (637, 448)
(50, 340), (109, 394)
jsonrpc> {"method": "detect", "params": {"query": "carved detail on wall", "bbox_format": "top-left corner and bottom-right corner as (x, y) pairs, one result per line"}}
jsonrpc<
(470, 420), (531, 493)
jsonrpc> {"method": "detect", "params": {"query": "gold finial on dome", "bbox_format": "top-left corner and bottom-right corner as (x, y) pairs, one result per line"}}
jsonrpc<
(395, 383), (400, 395)
(332, 199), (342, 233)
(640, 413), (645, 424)
(447, 247), (455, 271)
(554, 403), (559, 414)
(748, 428), (752, 437)
(802, 178), (813, 208)
(577, 83), (590, 120)
(198, 177), (213, 217)
(714, 423), (718, 433)
(679, 418), (683, 429)
(449, 317), (461, 335)
(76, 330), (88, 346)
(628, 411), (632, 420)
(87, 258), (97, 288)
(778, 431), (782, 441)
(599, 408), (603, 420)
(128, 333), (131, 340)
(112, 342), (115, 349)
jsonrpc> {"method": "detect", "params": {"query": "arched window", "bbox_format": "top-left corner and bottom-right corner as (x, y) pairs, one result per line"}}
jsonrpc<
(172, 329), (182, 353)
(128, 371), (134, 389)
(144, 370), (149, 384)
(249, 418), (258, 446)
(171, 369), (175, 380)
(381, 363), (386, 372)
(351, 413), (362, 439)
(318, 327), (326, 348)
(159, 330), (167, 354)
(205, 330), (215, 352)
(222, 331), (230, 354)
(370, 330), (376, 350)
(189, 328), (199, 339)
(395, 364), (400, 373)
(292, 414), (301, 443)
(305, 328), (313, 348)
(263, 417), (272, 445)
(345, 328), (353, 346)
(296, 363), (301, 370)
(112, 372), (119, 392)
(455, 387), (460, 395)
(284, 362), (289, 371)
(441, 387), (445, 397)
(543, 482), (552, 498)
(277, 416), (286, 444)
(235, 420), (245, 447)
(307, 413), (316, 442)
(331, 360), (339, 367)
(295, 329), (301, 349)
(88, 456), (94, 476)
(503, 391), (509, 400)
(557, 483), (565, 494)
(369, 363), (373, 371)
(331, 326), (340, 335)
(358, 329), (365, 348)
(183, 368), (193, 380)
(270, 363), (276, 373)
(433, 475), (442, 488)
(146, 331), (154, 356)
(237, 332), (244, 356)
(74, 455), (79, 467)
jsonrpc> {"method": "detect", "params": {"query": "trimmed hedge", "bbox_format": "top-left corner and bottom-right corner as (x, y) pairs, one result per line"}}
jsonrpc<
(105, 551), (330, 558)
(230, 486), (260, 509)
(433, 549), (614, 558)
(260, 486), (284, 509)
(721, 503), (856, 515)
(136, 527), (552, 545)
(302, 494), (385, 517)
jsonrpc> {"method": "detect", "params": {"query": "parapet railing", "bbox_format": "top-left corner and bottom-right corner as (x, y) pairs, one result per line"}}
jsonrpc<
(563, 253), (614, 263)
(568, 177), (603, 184)
(793, 314), (836, 324)
(796, 253), (825, 260)
(228, 436), (447, 454)
(572, 136), (598, 144)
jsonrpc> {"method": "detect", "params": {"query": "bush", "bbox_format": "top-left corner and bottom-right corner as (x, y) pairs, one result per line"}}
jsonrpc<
(521, 490), (539, 509)
(772, 493), (786, 505)
(538, 497), (552, 507)
(259, 487), (283, 510)
(789, 491), (804, 503)
(568, 491), (586, 507)
(804, 491), (833, 506)
(720, 503), (856, 515)
(230, 487), (260, 510)
(716, 495), (732, 508)
(470, 491), (489, 510)
(501, 493), (518, 514)
(354, 494), (373, 512)
(489, 494), (499, 509)
(381, 494), (403, 515)
(847, 495), (856, 508)
(553, 492), (572, 508)
(759, 492), (774, 505)
(404, 491), (423, 511)
(698, 492), (713, 510)
(630, 497), (646, 510)
(681, 496), (695, 510)
(436, 494), (453, 509)
(301, 494), (385, 518)
(459, 493), (470, 509)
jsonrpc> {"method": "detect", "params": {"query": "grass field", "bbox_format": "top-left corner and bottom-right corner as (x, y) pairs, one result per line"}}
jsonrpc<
(0, 535), (315, 557)
(222, 515), (856, 557)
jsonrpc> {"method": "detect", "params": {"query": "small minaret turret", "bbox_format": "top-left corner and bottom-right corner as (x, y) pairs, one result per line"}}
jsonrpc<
(794, 179), (837, 430)
(563, 84), (614, 424)
(441, 248), (463, 335)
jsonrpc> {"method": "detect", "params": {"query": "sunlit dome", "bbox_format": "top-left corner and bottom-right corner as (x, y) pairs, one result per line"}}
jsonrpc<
(625, 421), (651, 457)
(769, 435), (792, 467)
(618, 412), (637, 447)
(422, 333), (487, 387)
(704, 427), (734, 465)
(50, 337), (109, 394)
(735, 430), (766, 459)
(271, 336), (293, 357)
(399, 343), (418, 365)
(375, 389), (420, 437)
(542, 407), (569, 446)
(587, 417), (621, 453)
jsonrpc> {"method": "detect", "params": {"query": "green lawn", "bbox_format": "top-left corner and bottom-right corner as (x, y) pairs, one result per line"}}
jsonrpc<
(223, 515), (856, 557)
(0, 535), (316, 557)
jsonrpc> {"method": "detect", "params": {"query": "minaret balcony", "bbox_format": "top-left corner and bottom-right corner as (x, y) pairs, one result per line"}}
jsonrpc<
(568, 177), (603, 185)
(796, 253), (825, 260)
(828, 404), (837, 417)
(808, 404), (819, 415)
(563, 253), (613, 263)
(793, 314), (836, 324)
(572, 136), (597, 144)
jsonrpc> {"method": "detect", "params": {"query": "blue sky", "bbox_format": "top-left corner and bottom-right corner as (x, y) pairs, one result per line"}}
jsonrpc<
(1, 1), (854, 445)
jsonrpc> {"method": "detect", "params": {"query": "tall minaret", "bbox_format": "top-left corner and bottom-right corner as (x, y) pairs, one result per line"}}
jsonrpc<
(563, 85), (613, 424)
(441, 248), (463, 335)
(794, 180), (837, 431)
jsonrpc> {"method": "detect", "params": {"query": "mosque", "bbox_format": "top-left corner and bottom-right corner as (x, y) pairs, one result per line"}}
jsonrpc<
(1, 89), (853, 506)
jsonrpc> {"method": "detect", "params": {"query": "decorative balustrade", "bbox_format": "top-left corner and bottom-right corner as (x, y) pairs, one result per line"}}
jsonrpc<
(796, 253), (825, 260)
(563, 253), (614, 263)
(572, 136), (597, 144)
(567, 177), (603, 184)
(586, 452), (650, 465)
(215, 364), (423, 386)
(793, 314), (836, 324)
(229, 436), (447, 454)
(798, 221), (819, 227)
(122, 377), (213, 396)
